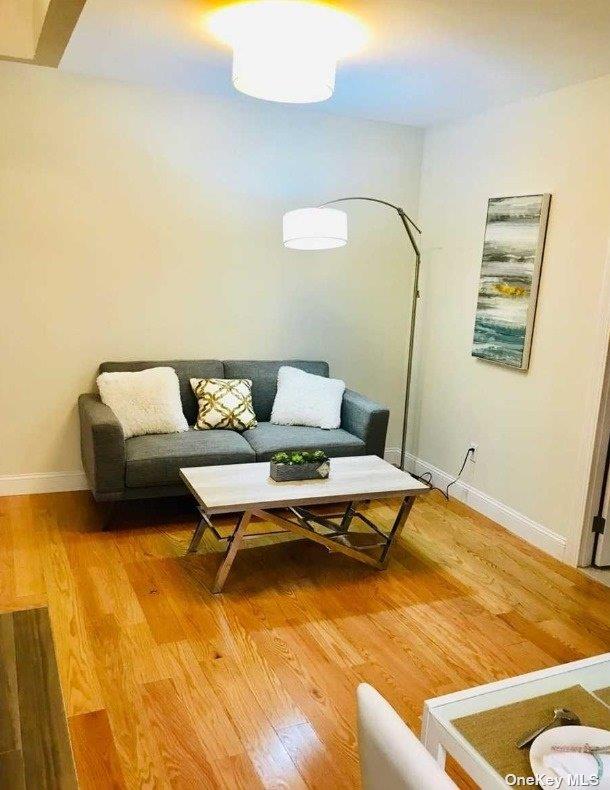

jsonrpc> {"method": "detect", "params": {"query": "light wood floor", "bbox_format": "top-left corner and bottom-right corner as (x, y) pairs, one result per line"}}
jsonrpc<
(1, 490), (610, 789)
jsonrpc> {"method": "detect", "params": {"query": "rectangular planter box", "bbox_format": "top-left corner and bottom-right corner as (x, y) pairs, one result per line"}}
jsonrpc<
(270, 460), (330, 482)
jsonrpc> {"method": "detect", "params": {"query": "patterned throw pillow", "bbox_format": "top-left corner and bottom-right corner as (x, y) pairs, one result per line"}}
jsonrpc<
(190, 378), (257, 431)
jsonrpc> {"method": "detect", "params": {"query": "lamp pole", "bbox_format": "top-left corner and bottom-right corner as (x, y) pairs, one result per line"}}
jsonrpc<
(320, 197), (421, 471)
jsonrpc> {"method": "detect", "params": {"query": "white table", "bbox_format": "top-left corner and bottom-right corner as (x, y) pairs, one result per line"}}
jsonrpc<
(422, 653), (610, 788)
(180, 455), (428, 593)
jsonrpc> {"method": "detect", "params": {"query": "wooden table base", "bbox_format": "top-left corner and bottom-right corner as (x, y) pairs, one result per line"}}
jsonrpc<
(187, 497), (415, 594)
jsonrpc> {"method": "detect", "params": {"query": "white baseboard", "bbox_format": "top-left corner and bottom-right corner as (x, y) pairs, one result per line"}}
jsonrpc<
(385, 447), (566, 562)
(384, 447), (402, 466)
(0, 471), (89, 496)
(1, 453), (567, 561)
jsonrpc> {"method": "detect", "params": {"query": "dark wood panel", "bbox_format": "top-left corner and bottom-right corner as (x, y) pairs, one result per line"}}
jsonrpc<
(0, 748), (26, 790)
(0, 607), (78, 789)
(0, 612), (21, 753)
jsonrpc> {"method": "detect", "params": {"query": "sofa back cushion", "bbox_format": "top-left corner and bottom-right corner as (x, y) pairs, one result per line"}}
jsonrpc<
(99, 360), (223, 425)
(222, 360), (329, 421)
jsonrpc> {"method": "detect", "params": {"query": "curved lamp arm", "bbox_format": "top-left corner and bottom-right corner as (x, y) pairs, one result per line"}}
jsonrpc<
(318, 195), (422, 471)
(320, 196), (422, 236)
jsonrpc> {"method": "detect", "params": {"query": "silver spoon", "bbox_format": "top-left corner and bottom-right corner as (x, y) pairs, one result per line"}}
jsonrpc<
(516, 707), (581, 749)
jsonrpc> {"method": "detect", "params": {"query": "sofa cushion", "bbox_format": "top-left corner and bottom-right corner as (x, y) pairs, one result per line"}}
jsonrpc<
(191, 378), (257, 431)
(125, 428), (255, 487)
(223, 360), (328, 421)
(97, 367), (189, 439)
(242, 422), (365, 462)
(271, 366), (345, 429)
(100, 360), (224, 425)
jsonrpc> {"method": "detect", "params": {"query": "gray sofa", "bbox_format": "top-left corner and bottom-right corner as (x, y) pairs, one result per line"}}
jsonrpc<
(78, 359), (389, 502)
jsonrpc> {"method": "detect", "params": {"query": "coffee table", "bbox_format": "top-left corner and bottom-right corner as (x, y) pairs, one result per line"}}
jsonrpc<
(180, 455), (428, 593)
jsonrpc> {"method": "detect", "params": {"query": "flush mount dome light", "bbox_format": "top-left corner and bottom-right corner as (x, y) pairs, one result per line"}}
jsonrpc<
(283, 207), (347, 249)
(207, 1), (366, 103)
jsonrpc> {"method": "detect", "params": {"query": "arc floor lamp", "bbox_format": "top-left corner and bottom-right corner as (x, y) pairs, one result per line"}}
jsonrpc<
(283, 197), (421, 470)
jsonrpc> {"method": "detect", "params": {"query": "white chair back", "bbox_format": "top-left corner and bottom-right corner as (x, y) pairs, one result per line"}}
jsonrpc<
(357, 683), (458, 790)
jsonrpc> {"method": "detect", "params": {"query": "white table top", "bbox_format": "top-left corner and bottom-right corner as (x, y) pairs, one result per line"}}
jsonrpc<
(180, 455), (428, 514)
(423, 653), (610, 788)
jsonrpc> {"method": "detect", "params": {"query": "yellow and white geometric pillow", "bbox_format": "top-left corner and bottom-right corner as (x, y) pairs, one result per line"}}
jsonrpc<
(190, 378), (257, 431)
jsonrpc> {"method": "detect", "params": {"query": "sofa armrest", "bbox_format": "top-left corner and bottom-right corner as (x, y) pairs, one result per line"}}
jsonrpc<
(78, 393), (126, 500)
(341, 389), (390, 459)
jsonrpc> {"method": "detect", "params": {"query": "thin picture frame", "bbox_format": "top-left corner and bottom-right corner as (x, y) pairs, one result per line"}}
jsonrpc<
(472, 193), (551, 371)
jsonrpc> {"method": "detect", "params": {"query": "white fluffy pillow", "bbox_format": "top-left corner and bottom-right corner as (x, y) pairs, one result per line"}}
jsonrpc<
(97, 367), (188, 439)
(271, 366), (346, 430)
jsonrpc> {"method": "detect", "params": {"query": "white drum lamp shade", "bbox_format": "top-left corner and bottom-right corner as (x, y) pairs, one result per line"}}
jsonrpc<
(283, 207), (348, 250)
(207, 1), (366, 104)
(232, 45), (336, 103)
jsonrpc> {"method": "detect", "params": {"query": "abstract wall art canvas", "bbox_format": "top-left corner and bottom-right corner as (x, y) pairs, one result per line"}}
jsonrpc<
(472, 194), (551, 370)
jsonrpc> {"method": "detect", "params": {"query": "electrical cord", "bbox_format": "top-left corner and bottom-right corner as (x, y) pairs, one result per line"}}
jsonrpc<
(445, 447), (475, 498)
(411, 471), (448, 500)
(412, 447), (475, 501)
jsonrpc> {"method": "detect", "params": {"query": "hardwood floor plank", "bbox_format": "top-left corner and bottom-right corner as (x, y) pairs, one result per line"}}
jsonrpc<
(0, 500), (17, 608)
(8, 498), (45, 601)
(123, 559), (187, 644)
(207, 598), (308, 730)
(86, 613), (168, 788)
(499, 610), (584, 664)
(41, 515), (104, 717)
(538, 617), (610, 657)
(154, 640), (243, 761)
(141, 677), (220, 788)
(277, 721), (354, 790)
(251, 627), (362, 783)
(301, 618), (364, 669)
(68, 710), (127, 790)
(210, 753), (265, 790)
(199, 654), (308, 789)
(87, 564), (146, 626)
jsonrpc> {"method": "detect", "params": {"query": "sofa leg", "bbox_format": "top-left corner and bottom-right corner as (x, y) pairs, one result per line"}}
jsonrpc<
(102, 501), (118, 531)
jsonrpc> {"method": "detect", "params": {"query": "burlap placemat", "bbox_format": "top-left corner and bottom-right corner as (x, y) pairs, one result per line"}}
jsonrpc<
(595, 687), (610, 706)
(452, 685), (610, 781)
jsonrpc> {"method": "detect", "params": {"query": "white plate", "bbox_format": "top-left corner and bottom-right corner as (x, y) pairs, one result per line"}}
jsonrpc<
(530, 725), (610, 788)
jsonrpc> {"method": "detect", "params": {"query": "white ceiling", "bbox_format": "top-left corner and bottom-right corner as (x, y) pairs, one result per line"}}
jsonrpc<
(60, 0), (610, 127)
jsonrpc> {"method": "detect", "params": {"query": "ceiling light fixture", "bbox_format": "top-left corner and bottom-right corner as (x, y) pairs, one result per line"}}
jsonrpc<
(207, 1), (367, 104)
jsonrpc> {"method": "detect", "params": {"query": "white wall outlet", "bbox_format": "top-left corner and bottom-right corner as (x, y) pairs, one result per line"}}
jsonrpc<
(468, 443), (478, 462)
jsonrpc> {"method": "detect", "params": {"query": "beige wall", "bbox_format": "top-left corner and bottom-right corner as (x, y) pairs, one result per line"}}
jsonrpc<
(415, 74), (610, 542)
(0, 62), (423, 477)
(0, 0), (36, 59)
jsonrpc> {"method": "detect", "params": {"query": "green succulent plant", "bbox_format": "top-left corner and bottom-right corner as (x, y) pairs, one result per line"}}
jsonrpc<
(272, 452), (290, 464)
(271, 449), (329, 466)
